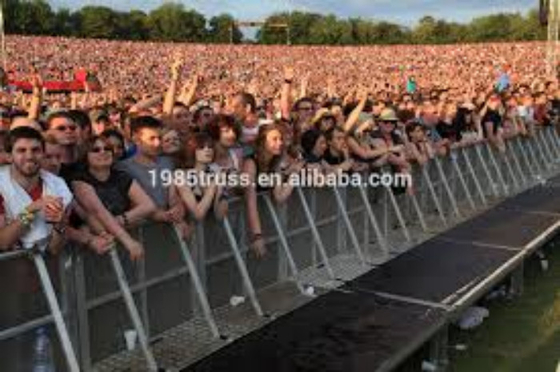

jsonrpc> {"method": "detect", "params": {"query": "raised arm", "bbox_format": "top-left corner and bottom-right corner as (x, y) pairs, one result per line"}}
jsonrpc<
(163, 59), (182, 116)
(281, 67), (294, 120)
(342, 88), (368, 133)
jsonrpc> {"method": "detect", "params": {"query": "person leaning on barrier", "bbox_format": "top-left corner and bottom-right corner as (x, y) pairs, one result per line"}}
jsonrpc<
(370, 108), (410, 174)
(177, 132), (227, 221)
(405, 121), (434, 166)
(323, 126), (355, 173)
(0, 127), (72, 253)
(70, 135), (153, 259)
(206, 114), (244, 181)
(243, 124), (303, 258)
(116, 115), (191, 240)
(480, 94), (506, 153)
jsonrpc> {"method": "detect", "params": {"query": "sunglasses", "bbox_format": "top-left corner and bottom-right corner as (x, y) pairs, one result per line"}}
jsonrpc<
(89, 146), (112, 154)
(55, 125), (77, 132)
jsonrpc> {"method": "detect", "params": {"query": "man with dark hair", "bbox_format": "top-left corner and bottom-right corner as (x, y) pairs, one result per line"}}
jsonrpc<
(228, 91), (259, 146)
(67, 109), (92, 143)
(116, 116), (189, 237)
(0, 127), (72, 252)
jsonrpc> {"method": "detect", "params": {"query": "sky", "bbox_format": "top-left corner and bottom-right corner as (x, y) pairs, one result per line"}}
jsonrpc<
(51, 0), (537, 26)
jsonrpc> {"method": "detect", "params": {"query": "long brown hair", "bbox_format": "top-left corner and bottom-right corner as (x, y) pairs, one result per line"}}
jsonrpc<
(254, 124), (283, 173)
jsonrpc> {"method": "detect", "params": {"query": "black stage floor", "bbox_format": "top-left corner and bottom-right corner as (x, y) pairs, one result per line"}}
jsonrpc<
(185, 291), (446, 372)
(343, 239), (515, 304)
(181, 182), (560, 372)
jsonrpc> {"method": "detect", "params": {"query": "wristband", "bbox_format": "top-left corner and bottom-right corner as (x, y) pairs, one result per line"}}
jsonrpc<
(18, 209), (34, 227)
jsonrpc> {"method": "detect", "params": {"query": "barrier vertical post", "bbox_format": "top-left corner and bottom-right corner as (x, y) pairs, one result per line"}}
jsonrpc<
(537, 127), (555, 165)
(409, 187), (428, 233)
(384, 182), (411, 243)
(499, 143), (520, 191)
(524, 136), (544, 177)
(73, 250), (92, 371)
(531, 132), (550, 171)
(549, 126), (560, 154)
(515, 137), (537, 179)
(222, 217), (264, 316)
(485, 143), (509, 195)
(474, 143), (499, 198)
(136, 228), (150, 339)
(358, 184), (389, 258)
(296, 188), (335, 279)
(172, 225), (221, 338)
(264, 196), (306, 294)
(33, 252), (81, 372)
(332, 187), (367, 265)
(108, 249), (158, 371)
(451, 150), (476, 210)
(421, 165), (447, 226)
(461, 147), (487, 205)
(545, 126), (560, 159)
(506, 139), (528, 187)
(434, 156), (461, 218)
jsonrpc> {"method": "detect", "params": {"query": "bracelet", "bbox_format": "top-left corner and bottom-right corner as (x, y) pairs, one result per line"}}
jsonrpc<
(18, 209), (35, 228)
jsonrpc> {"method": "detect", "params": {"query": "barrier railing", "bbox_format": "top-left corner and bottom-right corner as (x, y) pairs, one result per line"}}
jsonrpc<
(1, 126), (560, 371)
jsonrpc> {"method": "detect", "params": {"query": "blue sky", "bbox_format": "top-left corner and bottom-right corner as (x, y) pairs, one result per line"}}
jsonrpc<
(51, 0), (536, 25)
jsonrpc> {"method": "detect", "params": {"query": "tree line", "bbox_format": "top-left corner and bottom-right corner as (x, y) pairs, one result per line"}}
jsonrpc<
(4, 0), (547, 45)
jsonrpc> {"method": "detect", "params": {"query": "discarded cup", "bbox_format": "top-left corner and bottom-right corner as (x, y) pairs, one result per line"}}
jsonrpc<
(124, 330), (137, 351)
(230, 295), (246, 307)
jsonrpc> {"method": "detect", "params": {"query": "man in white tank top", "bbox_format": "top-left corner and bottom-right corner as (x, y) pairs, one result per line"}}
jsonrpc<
(0, 127), (73, 253)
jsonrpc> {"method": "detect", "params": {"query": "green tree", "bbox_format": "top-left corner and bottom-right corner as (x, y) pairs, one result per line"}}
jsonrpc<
(78, 6), (119, 39)
(9, 0), (54, 35)
(53, 8), (79, 36)
(116, 10), (149, 40)
(148, 3), (206, 42)
(208, 14), (242, 43)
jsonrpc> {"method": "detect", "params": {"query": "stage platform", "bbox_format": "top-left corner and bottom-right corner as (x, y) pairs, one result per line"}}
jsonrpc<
(182, 180), (560, 372)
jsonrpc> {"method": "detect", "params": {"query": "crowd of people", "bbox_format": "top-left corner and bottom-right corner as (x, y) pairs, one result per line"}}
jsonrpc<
(0, 35), (558, 260)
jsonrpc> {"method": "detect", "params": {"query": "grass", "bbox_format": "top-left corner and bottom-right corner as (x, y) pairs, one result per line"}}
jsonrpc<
(452, 241), (560, 372)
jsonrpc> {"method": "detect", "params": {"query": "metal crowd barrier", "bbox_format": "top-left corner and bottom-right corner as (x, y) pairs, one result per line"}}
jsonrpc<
(1, 126), (560, 371)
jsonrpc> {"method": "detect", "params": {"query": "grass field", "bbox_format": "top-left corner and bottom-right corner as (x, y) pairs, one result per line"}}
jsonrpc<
(452, 240), (560, 372)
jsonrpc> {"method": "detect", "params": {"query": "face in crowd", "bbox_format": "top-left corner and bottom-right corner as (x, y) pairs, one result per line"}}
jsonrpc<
(263, 128), (283, 156)
(87, 137), (113, 169)
(134, 127), (161, 158)
(162, 129), (181, 155)
(12, 138), (43, 178)
(328, 129), (347, 154)
(48, 116), (80, 146)
(41, 142), (63, 174)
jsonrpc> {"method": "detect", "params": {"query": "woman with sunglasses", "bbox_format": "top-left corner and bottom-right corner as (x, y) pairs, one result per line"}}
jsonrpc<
(71, 136), (156, 260)
(177, 133), (227, 221)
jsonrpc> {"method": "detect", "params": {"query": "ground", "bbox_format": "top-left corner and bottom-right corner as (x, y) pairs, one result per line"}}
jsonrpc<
(452, 240), (560, 372)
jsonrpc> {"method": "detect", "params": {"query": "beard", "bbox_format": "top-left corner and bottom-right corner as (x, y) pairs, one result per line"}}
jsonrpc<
(14, 161), (40, 178)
